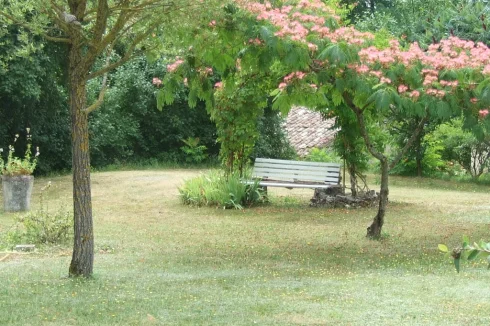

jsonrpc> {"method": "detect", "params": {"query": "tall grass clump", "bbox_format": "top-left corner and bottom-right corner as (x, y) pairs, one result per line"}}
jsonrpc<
(178, 171), (265, 209)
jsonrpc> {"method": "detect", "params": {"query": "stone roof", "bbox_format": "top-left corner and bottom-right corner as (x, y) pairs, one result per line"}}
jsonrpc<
(284, 107), (337, 157)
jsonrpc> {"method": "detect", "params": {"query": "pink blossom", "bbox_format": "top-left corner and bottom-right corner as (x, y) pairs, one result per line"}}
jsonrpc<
(398, 85), (408, 93)
(470, 98), (478, 104)
(309, 83), (317, 90)
(356, 65), (369, 74)
(278, 82), (287, 90)
(369, 70), (382, 78)
(307, 43), (318, 52)
(209, 20), (216, 27)
(152, 77), (162, 86)
(380, 77), (391, 84)
(479, 109), (489, 118)
(167, 59), (184, 73)
(214, 82), (223, 89)
(409, 90), (420, 99)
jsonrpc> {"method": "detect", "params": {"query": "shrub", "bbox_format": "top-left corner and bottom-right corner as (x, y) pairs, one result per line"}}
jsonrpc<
(304, 147), (342, 163)
(180, 137), (208, 163)
(429, 119), (490, 179)
(3, 182), (72, 247)
(179, 171), (266, 209)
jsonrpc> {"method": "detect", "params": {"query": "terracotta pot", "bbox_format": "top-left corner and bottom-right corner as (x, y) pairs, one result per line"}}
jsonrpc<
(1, 175), (34, 212)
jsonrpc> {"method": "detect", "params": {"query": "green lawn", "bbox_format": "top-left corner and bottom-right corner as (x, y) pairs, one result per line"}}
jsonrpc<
(1, 170), (489, 325)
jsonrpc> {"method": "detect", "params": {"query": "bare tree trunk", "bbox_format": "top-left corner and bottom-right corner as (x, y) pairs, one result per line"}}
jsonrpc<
(68, 41), (94, 277)
(415, 129), (423, 177)
(367, 158), (388, 238)
(348, 163), (358, 197)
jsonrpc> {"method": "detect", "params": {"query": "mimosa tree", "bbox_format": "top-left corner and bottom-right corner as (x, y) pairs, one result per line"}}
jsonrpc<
(160, 0), (490, 238)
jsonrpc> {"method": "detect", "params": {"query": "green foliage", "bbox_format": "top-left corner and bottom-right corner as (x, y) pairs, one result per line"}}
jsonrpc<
(356, 0), (490, 47)
(304, 147), (341, 163)
(0, 129), (38, 176)
(178, 171), (266, 209)
(390, 124), (447, 177)
(0, 41), (71, 175)
(180, 137), (208, 163)
(88, 56), (218, 167)
(3, 183), (72, 247)
(429, 118), (490, 178)
(252, 107), (297, 161)
(439, 236), (490, 273)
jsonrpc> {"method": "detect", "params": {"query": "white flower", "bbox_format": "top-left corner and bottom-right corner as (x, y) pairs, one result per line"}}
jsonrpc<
(26, 127), (30, 133)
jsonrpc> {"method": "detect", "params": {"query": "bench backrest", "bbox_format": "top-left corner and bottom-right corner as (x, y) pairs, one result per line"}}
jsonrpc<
(252, 158), (341, 185)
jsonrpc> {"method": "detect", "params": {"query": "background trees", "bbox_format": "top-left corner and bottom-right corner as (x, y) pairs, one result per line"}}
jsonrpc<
(1, 0), (228, 277)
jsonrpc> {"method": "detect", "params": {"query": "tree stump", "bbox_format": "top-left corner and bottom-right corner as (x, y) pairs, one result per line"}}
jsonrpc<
(310, 188), (378, 208)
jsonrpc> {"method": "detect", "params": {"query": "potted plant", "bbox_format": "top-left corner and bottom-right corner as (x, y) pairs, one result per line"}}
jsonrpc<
(0, 129), (39, 212)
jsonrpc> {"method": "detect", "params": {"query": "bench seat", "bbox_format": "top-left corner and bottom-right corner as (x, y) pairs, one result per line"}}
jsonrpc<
(245, 158), (341, 189)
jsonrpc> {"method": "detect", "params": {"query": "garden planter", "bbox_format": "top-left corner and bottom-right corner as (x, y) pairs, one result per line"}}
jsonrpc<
(2, 175), (34, 212)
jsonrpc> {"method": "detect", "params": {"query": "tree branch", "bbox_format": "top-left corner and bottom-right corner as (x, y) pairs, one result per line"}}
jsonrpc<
(343, 93), (387, 163)
(86, 20), (160, 80)
(0, 10), (71, 44)
(84, 49), (112, 114)
(91, 0), (109, 43)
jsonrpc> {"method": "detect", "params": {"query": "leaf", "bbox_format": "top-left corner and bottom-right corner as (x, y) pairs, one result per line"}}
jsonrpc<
(270, 89), (280, 97)
(368, 89), (392, 112)
(454, 257), (460, 273)
(467, 249), (480, 261)
(332, 89), (343, 106)
(438, 244), (449, 253)
(462, 235), (469, 248)
(318, 43), (347, 64)
(436, 101), (451, 119)
(156, 89), (166, 111)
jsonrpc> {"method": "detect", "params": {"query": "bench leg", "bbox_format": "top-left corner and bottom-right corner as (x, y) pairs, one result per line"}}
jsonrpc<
(260, 186), (268, 195)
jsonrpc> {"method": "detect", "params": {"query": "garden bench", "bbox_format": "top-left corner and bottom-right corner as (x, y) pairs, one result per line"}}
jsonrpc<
(245, 158), (341, 190)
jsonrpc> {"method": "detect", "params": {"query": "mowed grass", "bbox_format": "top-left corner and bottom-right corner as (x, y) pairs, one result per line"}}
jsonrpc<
(0, 170), (489, 325)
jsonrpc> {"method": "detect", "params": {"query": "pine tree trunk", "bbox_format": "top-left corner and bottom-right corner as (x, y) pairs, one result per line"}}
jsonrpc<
(367, 158), (389, 238)
(68, 42), (94, 277)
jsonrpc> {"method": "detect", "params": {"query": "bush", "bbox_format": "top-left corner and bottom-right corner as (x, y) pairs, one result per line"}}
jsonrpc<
(179, 171), (266, 209)
(3, 183), (72, 247)
(180, 137), (208, 163)
(304, 147), (342, 163)
(428, 119), (490, 179)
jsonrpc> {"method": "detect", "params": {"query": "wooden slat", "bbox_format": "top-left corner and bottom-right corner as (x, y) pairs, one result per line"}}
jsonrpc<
(252, 169), (338, 180)
(253, 167), (340, 177)
(255, 158), (341, 167)
(243, 180), (337, 188)
(254, 163), (340, 173)
(252, 173), (339, 183)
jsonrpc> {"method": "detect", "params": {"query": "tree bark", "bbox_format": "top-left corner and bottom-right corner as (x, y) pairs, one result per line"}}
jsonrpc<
(68, 39), (94, 277)
(348, 163), (358, 197)
(415, 135), (423, 177)
(367, 158), (388, 238)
